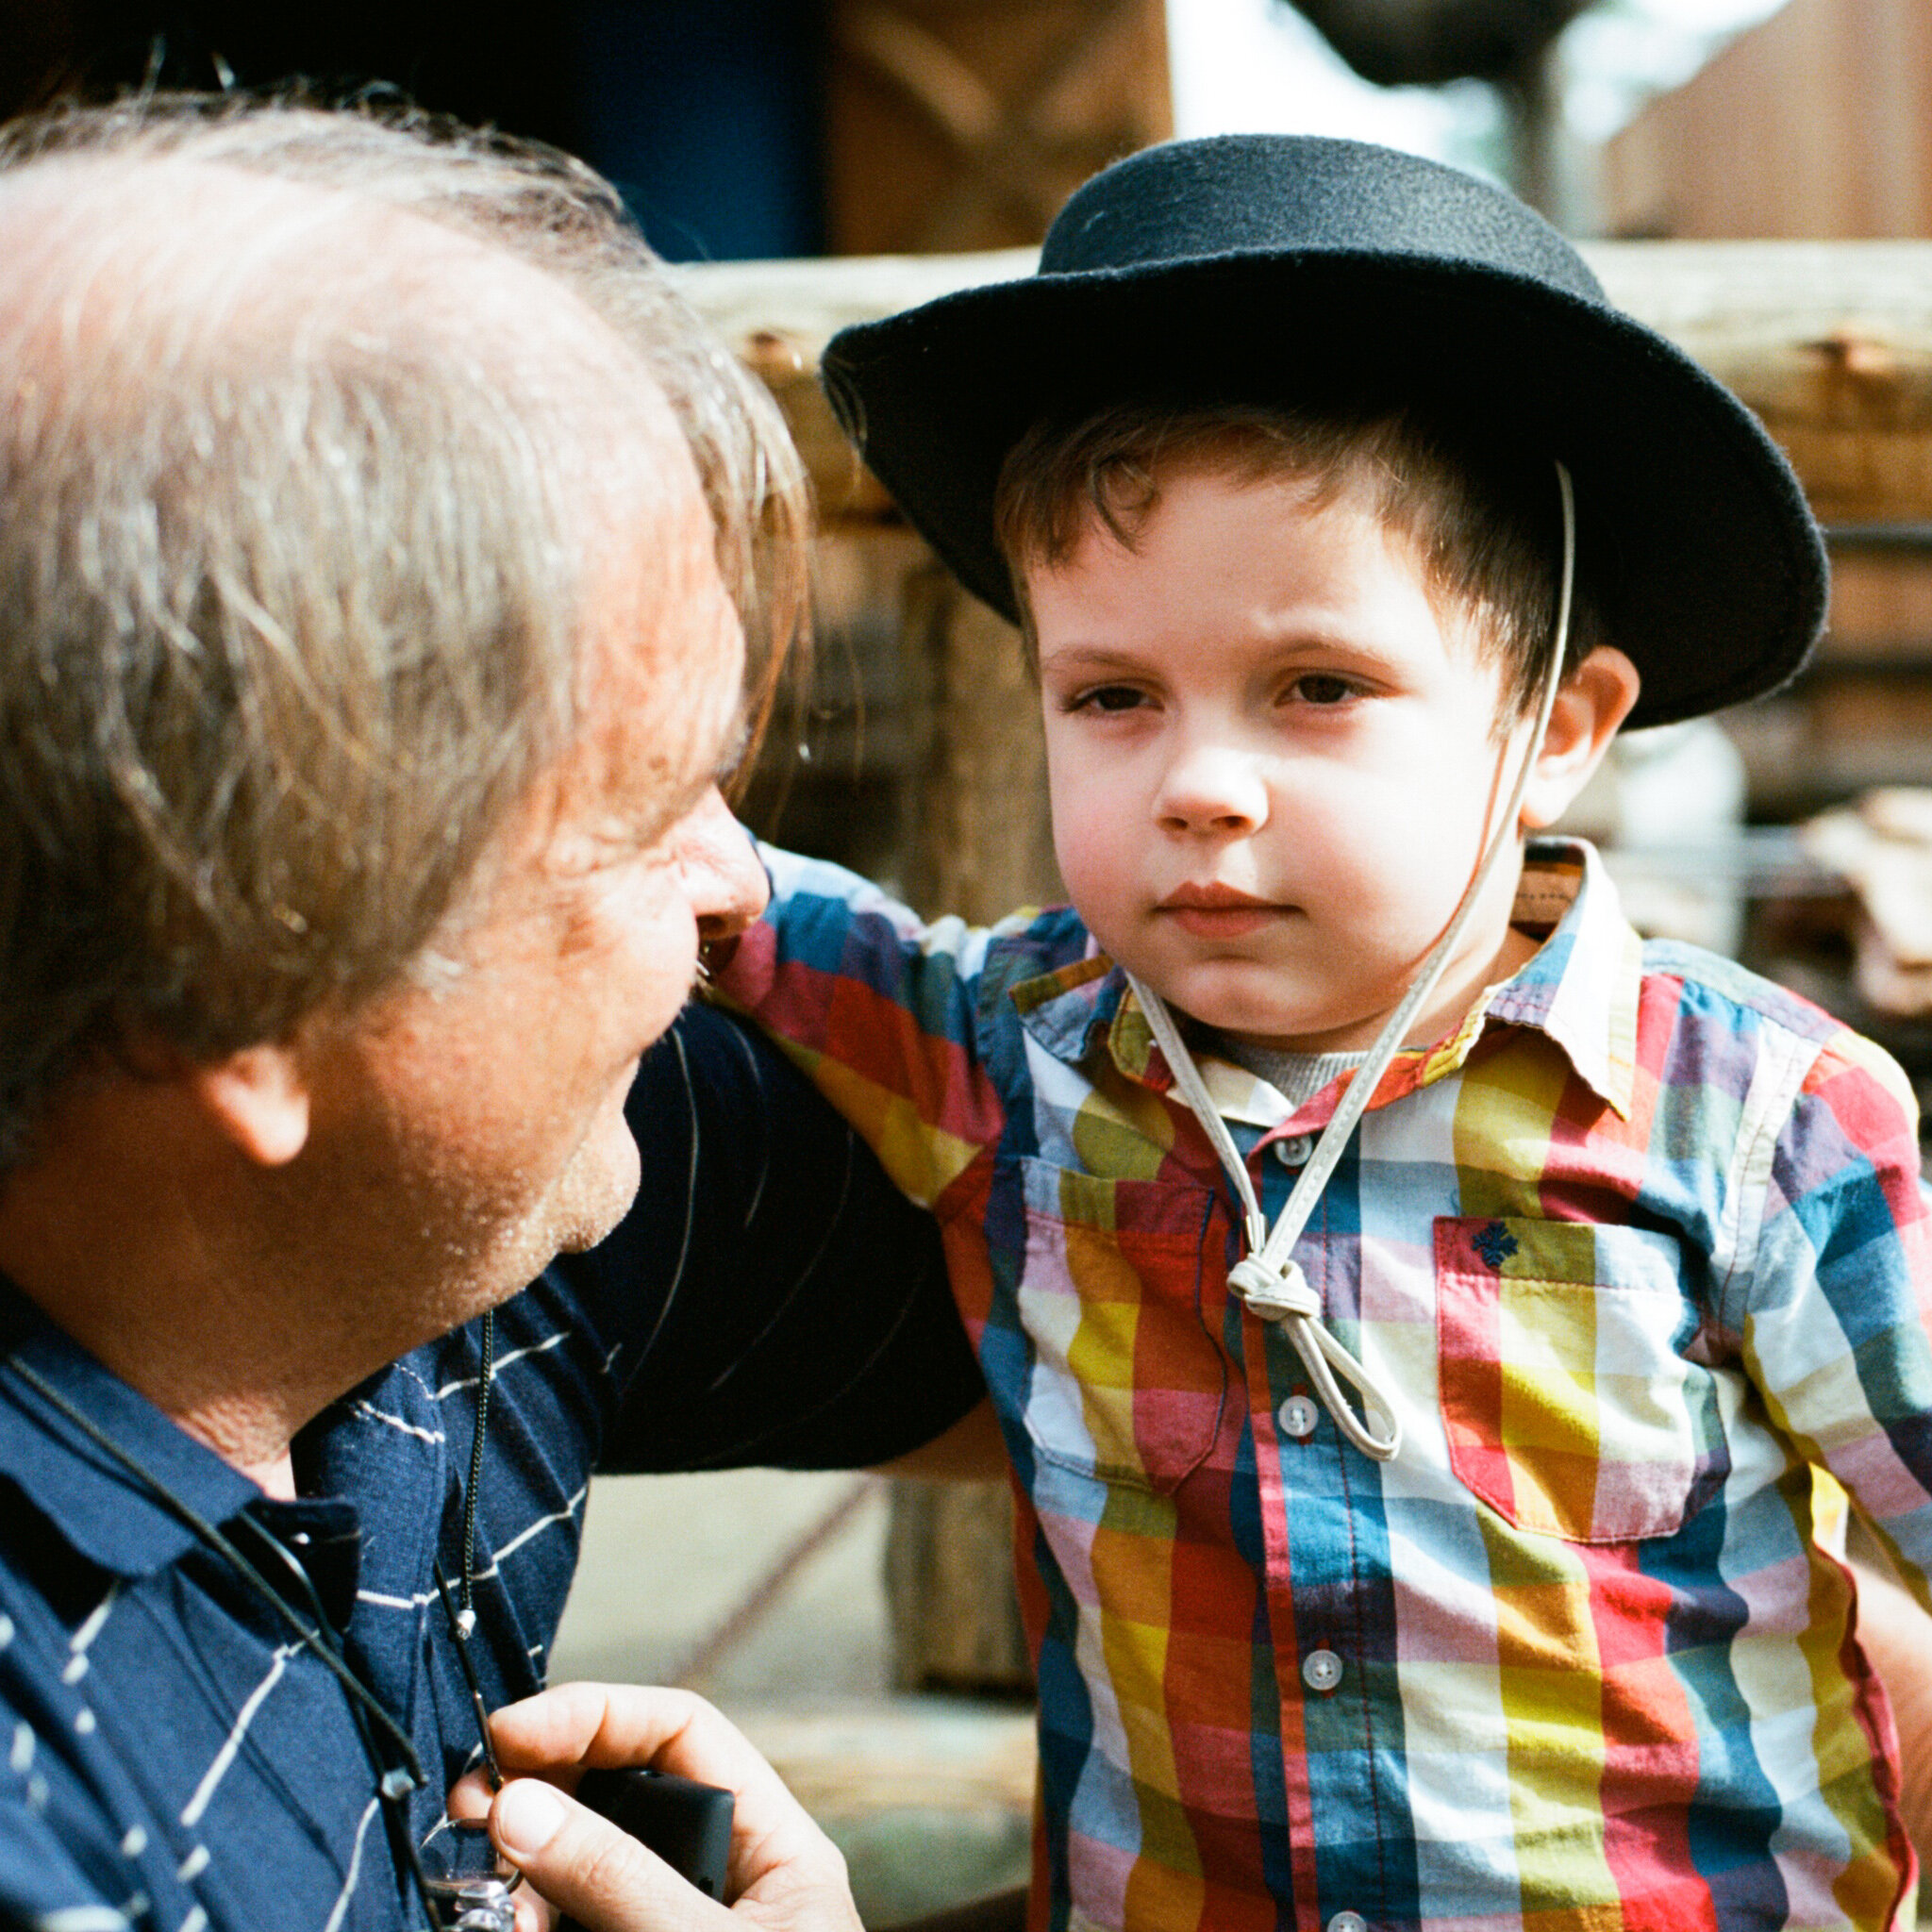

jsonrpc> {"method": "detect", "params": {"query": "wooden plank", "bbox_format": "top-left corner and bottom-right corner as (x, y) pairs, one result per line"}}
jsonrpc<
(879, 565), (1058, 1696)
(1586, 242), (1932, 524)
(682, 251), (1035, 520)
(682, 241), (1932, 525)
(1824, 551), (1932, 656)
(825, 0), (1172, 256)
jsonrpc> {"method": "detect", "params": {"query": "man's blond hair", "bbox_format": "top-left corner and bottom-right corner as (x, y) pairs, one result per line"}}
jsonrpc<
(0, 96), (808, 1165)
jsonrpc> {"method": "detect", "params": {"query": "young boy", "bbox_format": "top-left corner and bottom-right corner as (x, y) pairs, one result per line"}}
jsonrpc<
(718, 136), (1932, 1932)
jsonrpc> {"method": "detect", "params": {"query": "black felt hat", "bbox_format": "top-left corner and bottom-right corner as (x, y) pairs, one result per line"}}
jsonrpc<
(823, 134), (1825, 730)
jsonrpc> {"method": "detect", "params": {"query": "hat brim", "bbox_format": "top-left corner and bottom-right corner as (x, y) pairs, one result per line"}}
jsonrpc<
(824, 253), (1825, 731)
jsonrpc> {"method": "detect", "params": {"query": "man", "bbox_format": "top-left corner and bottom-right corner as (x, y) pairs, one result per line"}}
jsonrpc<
(0, 97), (984, 1931)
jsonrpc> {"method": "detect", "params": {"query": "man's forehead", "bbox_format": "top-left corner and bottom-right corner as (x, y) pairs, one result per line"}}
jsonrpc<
(527, 441), (742, 821)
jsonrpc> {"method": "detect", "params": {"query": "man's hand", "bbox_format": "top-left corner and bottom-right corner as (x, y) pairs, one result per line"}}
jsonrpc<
(449, 1682), (862, 1932)
(1851, 1562), (1932, 1868)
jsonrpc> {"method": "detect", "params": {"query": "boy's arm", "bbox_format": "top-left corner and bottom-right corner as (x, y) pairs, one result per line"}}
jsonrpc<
(711, 843), (1016, 1210)
(1735, 1031), (1932, 1604)
(876, 1394), (1005, 1478)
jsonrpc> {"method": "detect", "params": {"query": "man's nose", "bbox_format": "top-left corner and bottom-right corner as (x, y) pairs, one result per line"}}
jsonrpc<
(1155, 739), (1270, 836)
(677, 790), (770, 940)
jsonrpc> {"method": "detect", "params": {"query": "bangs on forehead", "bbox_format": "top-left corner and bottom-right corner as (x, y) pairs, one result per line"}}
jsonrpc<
(992, 400), (1599, 720)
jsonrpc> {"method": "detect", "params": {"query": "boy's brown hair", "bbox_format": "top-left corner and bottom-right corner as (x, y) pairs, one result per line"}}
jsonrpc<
(991, 400), (1600, 724)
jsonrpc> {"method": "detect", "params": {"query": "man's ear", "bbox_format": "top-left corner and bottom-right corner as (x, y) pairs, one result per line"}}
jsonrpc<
(1520, 645), (1641, 830)
(181, 1044), (312, 1167)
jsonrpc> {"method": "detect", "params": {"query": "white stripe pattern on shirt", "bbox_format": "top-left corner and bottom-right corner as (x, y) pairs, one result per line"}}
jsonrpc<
(354, 1587), (439, 1613)
(321, 1796), (383, 1932)
(69, 1584), (120, 1658)
(348, 1400), (443, 1444)
(434, 1329), (569, 1401)
(472, 1484), (590, 1577)
(180, 1643), (304, 1828)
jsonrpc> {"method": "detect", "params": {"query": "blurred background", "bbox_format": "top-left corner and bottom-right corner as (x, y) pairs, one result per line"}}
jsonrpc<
(7, 1), (1929, 1919)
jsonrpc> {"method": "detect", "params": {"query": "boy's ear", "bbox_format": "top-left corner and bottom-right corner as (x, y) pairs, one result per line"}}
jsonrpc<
(180, 1043), (313, 1167)
(1519, 645), (1641, 831)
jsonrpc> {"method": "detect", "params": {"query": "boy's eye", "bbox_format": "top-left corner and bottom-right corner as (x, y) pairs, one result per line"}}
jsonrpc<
(1070, 683), (1147, 714)
(1289, 674), (1358, 707)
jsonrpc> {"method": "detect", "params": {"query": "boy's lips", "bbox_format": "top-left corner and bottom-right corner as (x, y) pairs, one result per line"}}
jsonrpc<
(1156, 883), (1285, 940)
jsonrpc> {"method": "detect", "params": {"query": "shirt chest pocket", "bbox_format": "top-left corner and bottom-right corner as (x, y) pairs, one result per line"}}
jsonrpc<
(1436, 1216), (1730, 1542)
(1014, 1157), (1229, 1494)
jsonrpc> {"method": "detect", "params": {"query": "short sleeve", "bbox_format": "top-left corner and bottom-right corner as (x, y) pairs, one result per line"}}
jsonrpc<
(1742, 1031), (1932, 1600)
(553, 1003), (984, 1472)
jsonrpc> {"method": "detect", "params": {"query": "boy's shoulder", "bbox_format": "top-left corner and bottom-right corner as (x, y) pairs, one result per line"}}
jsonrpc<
(1640, 935), (1841, 1041)
(1637, 934), (1916, 1117)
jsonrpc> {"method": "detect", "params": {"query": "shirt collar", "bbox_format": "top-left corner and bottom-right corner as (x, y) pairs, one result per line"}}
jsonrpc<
(1011, 838), (1642, 1125)
(0, 1273), (264, 1577)
(1474, 839), (1642, 1119)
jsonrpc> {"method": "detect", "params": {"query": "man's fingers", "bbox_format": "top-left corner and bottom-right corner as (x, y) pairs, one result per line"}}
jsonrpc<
(491, 1777), (722, 1932)
(489, 1681), (705, 1773)
(448, 1769), (492, 1822)
(488, 1684), (814, 1858)
(478, 1684), (862, 1928)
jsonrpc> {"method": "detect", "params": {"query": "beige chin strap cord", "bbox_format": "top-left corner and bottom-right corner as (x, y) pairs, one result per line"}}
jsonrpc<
(1125, 460), (1577, 1463)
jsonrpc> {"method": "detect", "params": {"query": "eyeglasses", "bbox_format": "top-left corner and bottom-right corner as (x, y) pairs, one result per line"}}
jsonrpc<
(420, 1557), (524, 1930)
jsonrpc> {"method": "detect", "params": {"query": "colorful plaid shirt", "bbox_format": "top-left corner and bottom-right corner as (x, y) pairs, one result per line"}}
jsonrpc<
(722, 836), (1932, 1932)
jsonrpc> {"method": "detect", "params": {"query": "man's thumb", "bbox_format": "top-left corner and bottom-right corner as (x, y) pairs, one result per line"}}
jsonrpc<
(492, 1777), (721, 1931)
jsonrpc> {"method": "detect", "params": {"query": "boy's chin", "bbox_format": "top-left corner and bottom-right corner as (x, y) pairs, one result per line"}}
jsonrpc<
(1211, 1015), (1391, 1056)
(1160, 977), (1388, 1056)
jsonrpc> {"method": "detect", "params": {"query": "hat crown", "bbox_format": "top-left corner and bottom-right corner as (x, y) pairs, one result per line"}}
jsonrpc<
(1041, 133), (1606, 308)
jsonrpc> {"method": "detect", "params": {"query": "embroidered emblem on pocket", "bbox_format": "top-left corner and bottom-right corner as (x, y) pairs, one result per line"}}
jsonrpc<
(1472, 1222), (1518, 1270)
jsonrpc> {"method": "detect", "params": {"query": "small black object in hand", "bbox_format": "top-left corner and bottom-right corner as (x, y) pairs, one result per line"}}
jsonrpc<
(557, 1766), (736, 1928)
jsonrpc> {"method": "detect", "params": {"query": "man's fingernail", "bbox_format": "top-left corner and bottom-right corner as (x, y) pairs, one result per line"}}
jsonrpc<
(494, 1780), (567, 1857)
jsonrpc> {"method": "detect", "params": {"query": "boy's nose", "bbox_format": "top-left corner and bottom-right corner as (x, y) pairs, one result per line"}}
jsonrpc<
(1155, 742), (1270, 837)
(676, 790), (771, 941)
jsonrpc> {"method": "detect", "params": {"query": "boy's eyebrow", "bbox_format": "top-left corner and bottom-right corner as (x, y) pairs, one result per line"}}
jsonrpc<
(1036, 641), (1146, 673)
(1038, 631), (1413, 675)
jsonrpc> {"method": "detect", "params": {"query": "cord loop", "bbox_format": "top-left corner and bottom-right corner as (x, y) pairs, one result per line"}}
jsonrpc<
(1226, 1256), (1319, 1321)
(1122, 459), (1576, 1477)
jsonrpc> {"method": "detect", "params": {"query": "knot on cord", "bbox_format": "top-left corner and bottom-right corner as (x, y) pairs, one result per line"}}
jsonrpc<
(1227, 1256), (1320, 1323)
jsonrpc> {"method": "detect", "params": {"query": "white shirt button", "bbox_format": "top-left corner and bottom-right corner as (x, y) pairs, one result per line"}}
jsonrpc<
(1278, 1394), (1319, 1439)
(1274, 1134), (1315, 1166)
(1303, 1647), (1343, 1693)
(1328, 1912), (1367, 1932)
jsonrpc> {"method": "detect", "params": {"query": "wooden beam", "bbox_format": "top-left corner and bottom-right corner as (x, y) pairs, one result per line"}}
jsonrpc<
(1587, 242), (1932, 525)
(683, 241), (1932, 525)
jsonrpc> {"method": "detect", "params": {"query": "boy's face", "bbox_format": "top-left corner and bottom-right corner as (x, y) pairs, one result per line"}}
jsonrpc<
(1030, 463), (1546, 1056)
